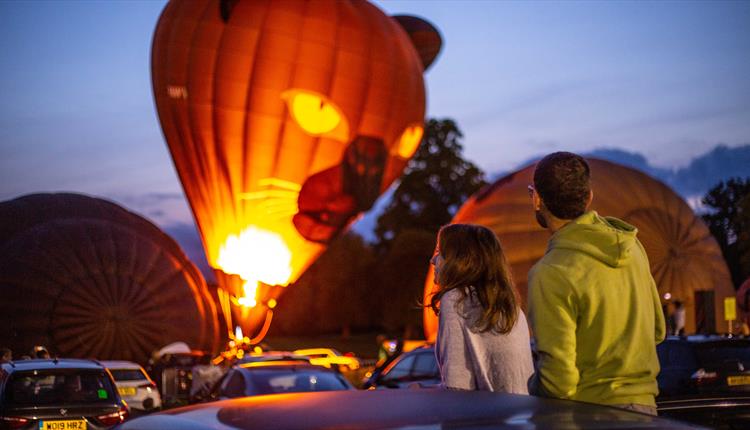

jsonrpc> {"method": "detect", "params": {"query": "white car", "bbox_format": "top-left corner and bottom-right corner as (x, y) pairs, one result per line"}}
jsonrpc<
(101, 360), (162, 412)
(293, 348), (361, 371)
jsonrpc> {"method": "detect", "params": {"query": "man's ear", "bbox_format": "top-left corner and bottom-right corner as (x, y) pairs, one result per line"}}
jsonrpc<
(586, 189), (594, 208)
(392, 15), (442, 71)
(533, 192), (543, 211)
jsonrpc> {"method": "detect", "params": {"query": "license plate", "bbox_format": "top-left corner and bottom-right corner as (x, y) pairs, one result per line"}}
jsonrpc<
(38, 420), (86, 430)
(118, 386), (137, 396)
(727, 375), (750, 386)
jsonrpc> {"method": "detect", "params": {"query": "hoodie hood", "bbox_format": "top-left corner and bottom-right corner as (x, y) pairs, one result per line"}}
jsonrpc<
(548, 211), (639, 268)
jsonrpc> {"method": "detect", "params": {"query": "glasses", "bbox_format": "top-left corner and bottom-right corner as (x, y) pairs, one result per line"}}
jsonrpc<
(527, 185), (535, 198)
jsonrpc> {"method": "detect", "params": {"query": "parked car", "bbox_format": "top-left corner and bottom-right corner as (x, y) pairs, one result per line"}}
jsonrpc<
(100, 361), (161, 412)
(237, 351), (311, 365)
(292, 348), (360, 371)
(206, 360), (354, 401)
(656, 335), (750, 429)
(147, 350), (210, 408)
(364, 336), (749, 428)
(117, 388), (703, 429)
(362, 345), (440, 389)
(0, 358), (128, 429)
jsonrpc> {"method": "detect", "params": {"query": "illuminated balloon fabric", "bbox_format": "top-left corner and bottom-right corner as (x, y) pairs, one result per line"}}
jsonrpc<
(0, 193), (219, 363)
(151, 0), (441, 327)
(423, 159), (733, 340)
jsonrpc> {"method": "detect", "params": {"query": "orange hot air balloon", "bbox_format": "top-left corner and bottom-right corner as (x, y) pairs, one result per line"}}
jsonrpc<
(423, 159), (734, 340)
(0, 193), (219, 363)
(152, 0), (441, 336)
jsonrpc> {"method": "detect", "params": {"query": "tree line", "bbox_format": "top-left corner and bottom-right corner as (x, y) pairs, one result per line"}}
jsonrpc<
(269, 117), (750, 338)
(269, 119), (487, 338)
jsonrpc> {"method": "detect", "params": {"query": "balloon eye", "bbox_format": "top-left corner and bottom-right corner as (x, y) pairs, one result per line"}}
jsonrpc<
(393, 124), (424, 158)
(283, 91), (344, 136)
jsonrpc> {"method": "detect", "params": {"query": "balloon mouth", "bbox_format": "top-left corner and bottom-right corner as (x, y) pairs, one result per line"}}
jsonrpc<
(216, 226), (293, 308)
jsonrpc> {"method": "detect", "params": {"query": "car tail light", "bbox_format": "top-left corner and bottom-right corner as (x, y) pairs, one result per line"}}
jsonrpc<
(97, 405), (129, 426)
(1, 416), (30, 429)
(691, 368), (718, 385)
(137, 381), (157, 389)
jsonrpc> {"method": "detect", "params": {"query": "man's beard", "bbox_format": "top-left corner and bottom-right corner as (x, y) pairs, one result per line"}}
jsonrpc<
(535, 209), (549, 229)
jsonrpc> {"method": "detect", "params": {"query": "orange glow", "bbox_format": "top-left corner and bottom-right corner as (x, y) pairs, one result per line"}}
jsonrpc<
(152, 0), (440, 339)
(237, 281), (258, 308)
(267, 299), (277, 309)
(282, 90), (349, 141)
(217, 227), (293, 307)
(395, 125), (424, 158)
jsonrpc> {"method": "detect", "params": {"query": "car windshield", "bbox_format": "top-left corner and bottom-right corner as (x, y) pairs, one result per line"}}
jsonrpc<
(694, 342), (750, 370)
(245, 369), (349, 395)
(3, 369), (117, 406)
(109, 368), (148, 381)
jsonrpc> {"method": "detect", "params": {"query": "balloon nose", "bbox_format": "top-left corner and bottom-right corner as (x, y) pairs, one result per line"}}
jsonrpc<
(343, 135), (387, 211)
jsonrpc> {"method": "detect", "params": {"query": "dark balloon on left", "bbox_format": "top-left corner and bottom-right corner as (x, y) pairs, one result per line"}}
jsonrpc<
(0, 193), (220, 363)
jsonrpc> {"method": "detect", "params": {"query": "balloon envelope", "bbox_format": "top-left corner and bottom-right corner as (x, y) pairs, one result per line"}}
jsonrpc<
(152, 0), (440, 332)
(0, 193), (219, 363)
(424, 159), (734, 340)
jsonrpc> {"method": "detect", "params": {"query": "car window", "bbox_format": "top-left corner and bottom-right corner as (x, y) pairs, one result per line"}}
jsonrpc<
(694, 343), (750, 370)
(109, 368), (149, 381)
(659, 342), (698, 369)
(412, 352), (438, 378)
(3, 370), (116, 406)
(381, 353), (416, 382)
(245, 369), (349, 395)
(220, 370), (247, 398)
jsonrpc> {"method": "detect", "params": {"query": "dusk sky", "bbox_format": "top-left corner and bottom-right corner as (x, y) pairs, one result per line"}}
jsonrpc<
(2, 0), (749, 233)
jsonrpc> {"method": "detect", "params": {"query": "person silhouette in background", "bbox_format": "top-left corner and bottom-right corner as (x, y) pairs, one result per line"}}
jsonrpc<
(429, 223), (533, 393)
(31, 346), (50, 359)
(672, 300), (686, 336)
(0, 347), (11, 363)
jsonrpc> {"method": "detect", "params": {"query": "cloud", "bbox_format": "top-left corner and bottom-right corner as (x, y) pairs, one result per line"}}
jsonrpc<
(598, 102), (750, 134)
(109, 192), (193, 226)
(461, 79), (594, 128)
(162, 222), (215, 283)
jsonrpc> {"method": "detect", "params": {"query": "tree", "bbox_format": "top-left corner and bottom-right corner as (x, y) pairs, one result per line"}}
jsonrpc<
(270, 231), (375, 335)
(375, 118), (487, 248)
(372, 229), (436, 335)
(371, 118), (487, 337)
(702, 177), (750, 287)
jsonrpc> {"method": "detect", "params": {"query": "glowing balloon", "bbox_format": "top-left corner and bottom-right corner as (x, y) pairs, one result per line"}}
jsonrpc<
(424, 159), (734, 339)
(152, 0), (441, 335)
(0, 193), (220, 362)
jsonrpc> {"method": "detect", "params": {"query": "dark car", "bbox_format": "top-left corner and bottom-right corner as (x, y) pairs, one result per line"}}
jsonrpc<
(206, 360), (353, 401)
(0, 359), (128, 429)
(117, 388), (704, 429)
(656, 335), (750, 429)
(362, 345), (440, 389)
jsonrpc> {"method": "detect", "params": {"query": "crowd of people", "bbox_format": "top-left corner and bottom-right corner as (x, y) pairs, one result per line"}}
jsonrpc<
(430, 151), (665, 415)
(1, 345), (50, 363)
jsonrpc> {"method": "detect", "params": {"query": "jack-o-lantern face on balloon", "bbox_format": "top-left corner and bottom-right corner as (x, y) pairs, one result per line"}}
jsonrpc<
(152, 0), (441, 333)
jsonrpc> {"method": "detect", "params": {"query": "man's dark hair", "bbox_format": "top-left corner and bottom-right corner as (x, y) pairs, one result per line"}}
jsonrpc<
(533, 152), (591, 220)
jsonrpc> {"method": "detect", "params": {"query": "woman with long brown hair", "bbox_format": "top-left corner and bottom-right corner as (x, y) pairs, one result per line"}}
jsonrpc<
(429, 223), (533, 392)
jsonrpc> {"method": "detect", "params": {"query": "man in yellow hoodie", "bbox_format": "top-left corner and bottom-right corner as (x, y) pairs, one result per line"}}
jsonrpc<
(527, 152), (666, 415)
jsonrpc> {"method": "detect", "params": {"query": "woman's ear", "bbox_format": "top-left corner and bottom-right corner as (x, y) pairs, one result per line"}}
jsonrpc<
(392, 15), (442, 71)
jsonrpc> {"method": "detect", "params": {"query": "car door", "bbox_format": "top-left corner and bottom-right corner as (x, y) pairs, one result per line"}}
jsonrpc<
(211, 370), (247, 400)
(378, 350), (439, 389)
(657, 341), (698, 397)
